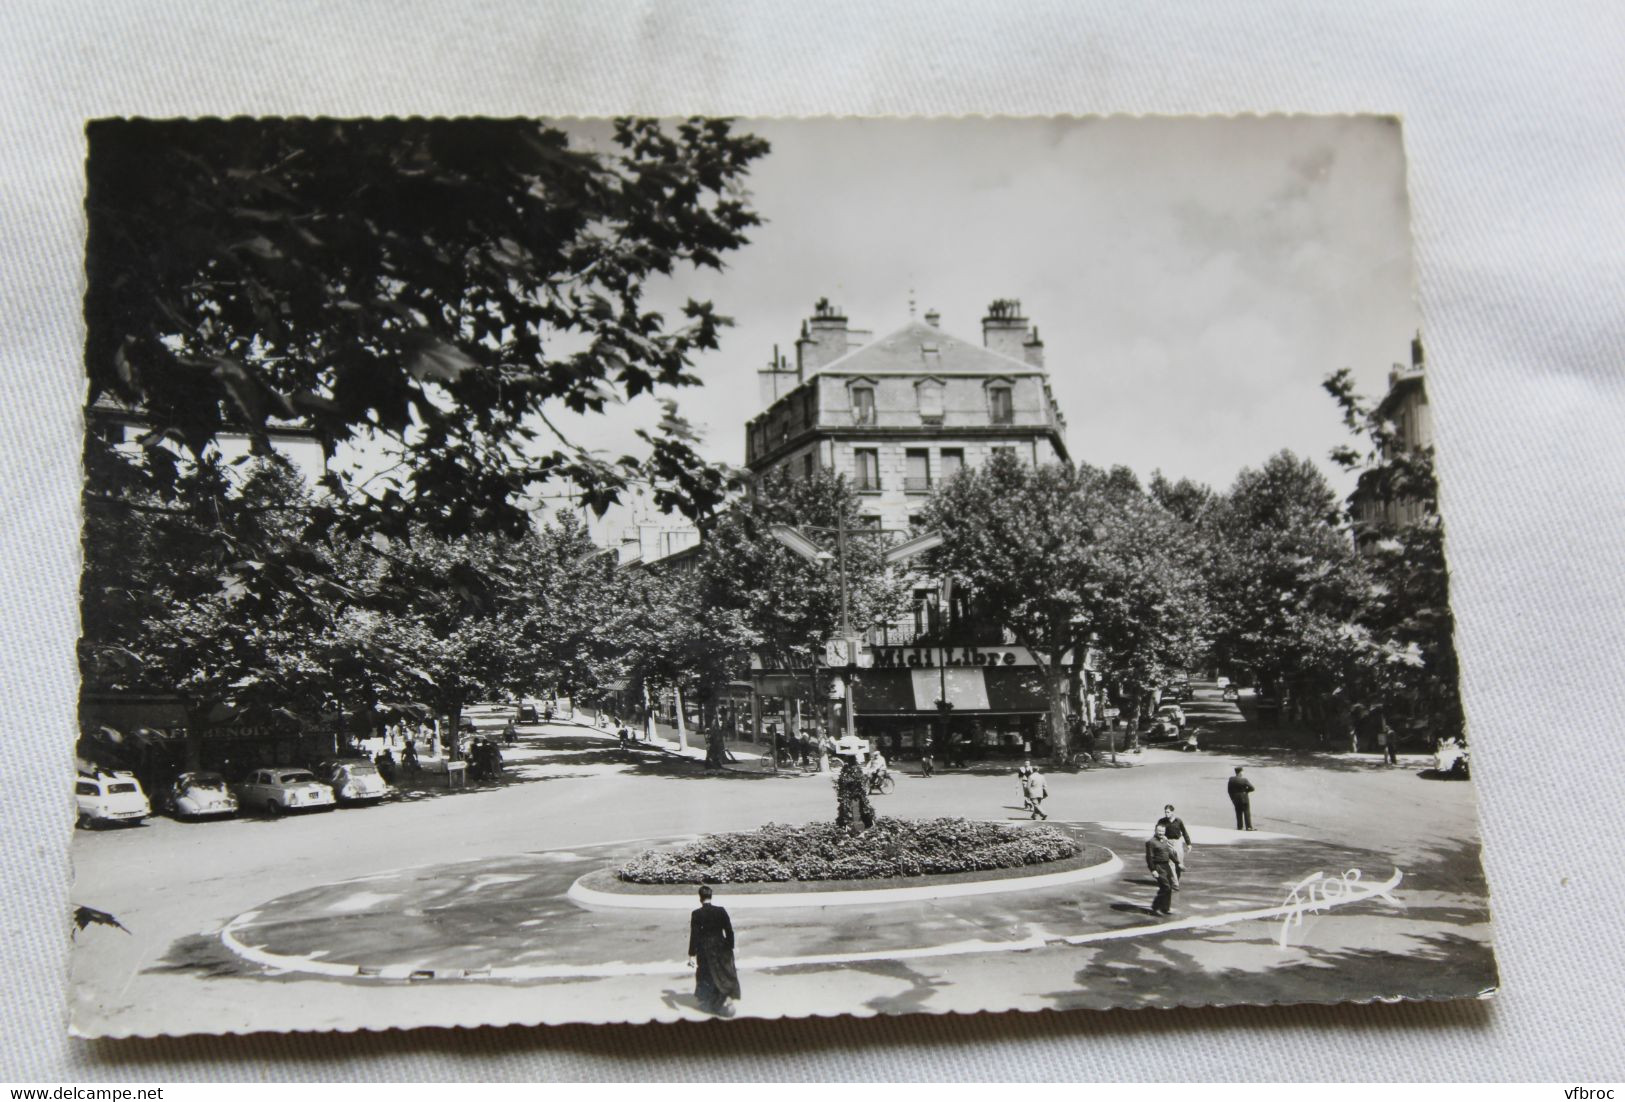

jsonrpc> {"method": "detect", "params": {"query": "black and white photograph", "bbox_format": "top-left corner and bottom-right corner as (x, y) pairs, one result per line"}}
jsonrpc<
(69, 115), (1498, 1037)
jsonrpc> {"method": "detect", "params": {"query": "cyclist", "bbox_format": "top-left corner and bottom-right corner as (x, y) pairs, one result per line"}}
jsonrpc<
(866, 750), (890, 792)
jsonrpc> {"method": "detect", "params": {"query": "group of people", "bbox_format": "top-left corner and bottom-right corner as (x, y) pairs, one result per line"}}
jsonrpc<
(1143, 767), (1258, 916)
(1016, 760), (1050, 820)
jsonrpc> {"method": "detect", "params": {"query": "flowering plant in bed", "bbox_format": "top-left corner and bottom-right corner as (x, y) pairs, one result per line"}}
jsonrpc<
(616, 817), (1078, 884)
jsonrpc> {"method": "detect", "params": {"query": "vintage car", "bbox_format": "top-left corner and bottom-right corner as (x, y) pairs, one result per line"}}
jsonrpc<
(315, 759), (393, 806)
(1155, 702), (1187, 728)
(159, 771), (238, 819)
(232, 767), (336, 816)
(75, 771), (151, 829)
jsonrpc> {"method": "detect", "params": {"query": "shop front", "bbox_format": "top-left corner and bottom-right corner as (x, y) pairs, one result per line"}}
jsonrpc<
(747, 644), (1072, 762)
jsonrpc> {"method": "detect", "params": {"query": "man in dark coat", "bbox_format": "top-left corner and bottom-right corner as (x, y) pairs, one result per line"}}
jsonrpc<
(687, 885), (740, 1014)
(1145, 823), (1181, 916)
(1228, 766), (1256, 830)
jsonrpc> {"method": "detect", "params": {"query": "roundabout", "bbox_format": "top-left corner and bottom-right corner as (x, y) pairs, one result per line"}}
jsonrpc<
(215, 821), (1410, 986)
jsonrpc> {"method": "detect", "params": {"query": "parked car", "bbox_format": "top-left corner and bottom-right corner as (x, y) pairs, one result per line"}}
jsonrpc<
(1142, 716), (1181, 742)
(159, 771), (238, 820)
(75, 771), (151, 829)
(315, 759), (393, 806)
(1155, 702), (1187, 728)
(232, 768), (336, 816)
(517, 699), (540, 724)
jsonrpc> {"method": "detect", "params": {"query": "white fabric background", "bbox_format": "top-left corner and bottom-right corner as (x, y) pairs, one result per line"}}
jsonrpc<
(2, 0), (1621, 1082)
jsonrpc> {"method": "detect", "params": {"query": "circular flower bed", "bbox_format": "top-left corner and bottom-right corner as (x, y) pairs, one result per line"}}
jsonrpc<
(616, 817), (1079, 884)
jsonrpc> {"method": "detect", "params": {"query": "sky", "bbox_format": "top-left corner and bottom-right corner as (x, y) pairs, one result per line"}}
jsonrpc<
(554, 115), (1419, 527)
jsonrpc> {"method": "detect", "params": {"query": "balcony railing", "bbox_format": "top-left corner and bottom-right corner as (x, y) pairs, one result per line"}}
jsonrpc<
(854, 475), (882, 493)
(903, 476), (932, 493)
(868, 620), (1021, 647)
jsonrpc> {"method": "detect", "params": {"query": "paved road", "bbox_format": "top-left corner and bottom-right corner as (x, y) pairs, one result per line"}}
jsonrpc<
(69, 720), (1495, 1036)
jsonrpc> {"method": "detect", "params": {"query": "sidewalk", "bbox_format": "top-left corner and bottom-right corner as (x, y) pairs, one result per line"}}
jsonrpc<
(575, 708), (772, 768)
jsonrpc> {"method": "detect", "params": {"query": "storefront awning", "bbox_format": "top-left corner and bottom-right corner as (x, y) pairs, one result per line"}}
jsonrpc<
(850, 667), (1055, 714)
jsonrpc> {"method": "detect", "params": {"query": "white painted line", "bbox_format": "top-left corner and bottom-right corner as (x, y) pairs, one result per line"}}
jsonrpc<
(219, 866), (1403, 984)
(565, 851), (1125, 910)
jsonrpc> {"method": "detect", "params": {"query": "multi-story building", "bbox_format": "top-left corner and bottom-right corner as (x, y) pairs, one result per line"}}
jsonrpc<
(746, 298), (1069, 533)
(1354, 334), (1433, 532)
(743, 298), (1078, 760)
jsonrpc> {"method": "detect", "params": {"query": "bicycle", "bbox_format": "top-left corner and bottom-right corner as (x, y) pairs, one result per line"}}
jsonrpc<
(866, 771), (896, 796)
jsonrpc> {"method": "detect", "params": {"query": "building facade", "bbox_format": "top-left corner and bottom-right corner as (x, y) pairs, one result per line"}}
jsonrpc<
(743, 299), (1078, 761)
(746, 298), (1069, 533)
(1354, 334), (1433, 531)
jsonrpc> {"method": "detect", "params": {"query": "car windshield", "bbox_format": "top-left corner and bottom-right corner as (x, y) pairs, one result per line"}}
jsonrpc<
(278, 771), (316, 784)
(108, 782), (138, 794)
(342, 762), (380, 778)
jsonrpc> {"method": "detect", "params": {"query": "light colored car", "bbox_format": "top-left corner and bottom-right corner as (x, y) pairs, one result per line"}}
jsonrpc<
(233, 768), (336, 817)
(316, 759), (393, 806)
(160, 771), (239, 819)
(1156, 703), (1187, 728)
(76, 771), (151, 829)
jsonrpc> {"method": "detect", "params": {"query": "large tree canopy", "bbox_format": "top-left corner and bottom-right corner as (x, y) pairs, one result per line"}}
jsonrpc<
(1205, 450), (1365, 698)
(925, 456), (1207, 762)
(1324, 368), (1464, 741)
(84, 117), (770, 539)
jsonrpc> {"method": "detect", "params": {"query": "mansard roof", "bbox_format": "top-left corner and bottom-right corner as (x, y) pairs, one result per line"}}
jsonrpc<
(812, 319), (1044, 378)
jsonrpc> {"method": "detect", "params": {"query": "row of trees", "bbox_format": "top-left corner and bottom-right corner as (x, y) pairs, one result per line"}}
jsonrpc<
(79, 116), (774, 767)
(81, 369), (1460, 769)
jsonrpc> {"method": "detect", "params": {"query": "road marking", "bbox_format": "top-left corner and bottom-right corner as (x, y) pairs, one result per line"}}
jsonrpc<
(219, 866), (1403, 983)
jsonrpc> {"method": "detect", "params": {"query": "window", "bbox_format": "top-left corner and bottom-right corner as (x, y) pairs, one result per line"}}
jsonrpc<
(853, 448), (881, 491)
(988, 385), (1014, 425)
(904, 448), (930, 492)
(908, 512), (926, 532)
(855, 513), (882, 530)
(917, 380), (944, 421)
(851, 385), (876, 425)
(940, 448), (964, 482)
(76, 782), (97, 796)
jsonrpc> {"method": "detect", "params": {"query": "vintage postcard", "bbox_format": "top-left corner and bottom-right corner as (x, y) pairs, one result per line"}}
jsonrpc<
(70, 115), (1496, 1037)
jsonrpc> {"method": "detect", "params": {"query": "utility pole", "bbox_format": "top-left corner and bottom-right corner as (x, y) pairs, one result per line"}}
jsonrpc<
(835, 508), (856, 742)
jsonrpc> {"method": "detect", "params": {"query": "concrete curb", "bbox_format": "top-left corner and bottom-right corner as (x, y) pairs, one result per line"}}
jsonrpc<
(565, 849), (1126, 910)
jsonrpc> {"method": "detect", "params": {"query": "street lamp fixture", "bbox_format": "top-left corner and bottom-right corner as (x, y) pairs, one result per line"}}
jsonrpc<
(767, 517), (944, 744)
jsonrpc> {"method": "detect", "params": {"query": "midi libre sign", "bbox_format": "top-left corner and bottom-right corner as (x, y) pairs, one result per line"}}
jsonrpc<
(868, 646), (1071, 669)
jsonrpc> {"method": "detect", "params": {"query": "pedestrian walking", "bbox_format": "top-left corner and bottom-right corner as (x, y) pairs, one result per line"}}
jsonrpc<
(1024, 767), (1049, 820)
(1378, 723), (1398, 765)
(1227, 766), (1256, 830)
(1145, 822), (1181, 916)
(1017, 759), (1036, 811)
(402, 739), (420, 779)
(920, 750), (935, 778)
(687, 885), (740, 1016)
(1155, 803), (1193, 882)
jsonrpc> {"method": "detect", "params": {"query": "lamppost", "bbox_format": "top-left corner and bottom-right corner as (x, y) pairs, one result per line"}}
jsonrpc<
(768, 518), (944, 745)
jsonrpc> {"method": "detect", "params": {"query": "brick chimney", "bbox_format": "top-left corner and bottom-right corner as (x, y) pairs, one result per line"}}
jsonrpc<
(1023, 326), (1045, 369)
(982, 298), (1029, 360)
(797, 298), (854, 374)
